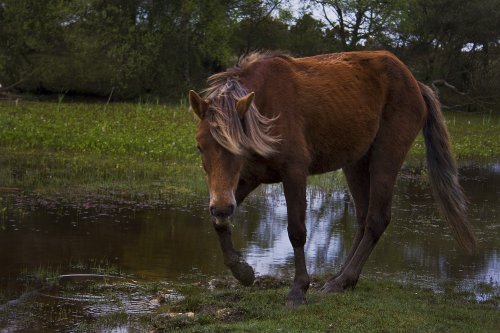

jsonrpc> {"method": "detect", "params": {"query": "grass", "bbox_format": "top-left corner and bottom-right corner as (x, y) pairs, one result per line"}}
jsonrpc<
(408, 110), (500, 163)
(0, 100), (207, 201)
(145, 276), (500, 333)
(1, 101), (499, 203)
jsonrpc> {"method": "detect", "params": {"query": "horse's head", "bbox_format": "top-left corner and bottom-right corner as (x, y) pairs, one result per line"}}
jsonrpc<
(189, 89), (255, 223)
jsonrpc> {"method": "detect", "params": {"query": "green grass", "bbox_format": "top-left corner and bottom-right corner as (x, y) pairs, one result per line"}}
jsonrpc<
(151, 277), (500, 333)
(409, 111), (500, 162)
(0, 101), (499, 201)
(0, 100), (206, 200)
(0, 101), (197, 158)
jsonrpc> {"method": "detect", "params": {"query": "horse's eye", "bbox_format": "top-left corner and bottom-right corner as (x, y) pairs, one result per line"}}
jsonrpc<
(196, 145), (202, 153)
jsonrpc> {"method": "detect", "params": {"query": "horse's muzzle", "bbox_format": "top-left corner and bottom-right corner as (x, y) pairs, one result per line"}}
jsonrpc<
(210, 204), (235, 218)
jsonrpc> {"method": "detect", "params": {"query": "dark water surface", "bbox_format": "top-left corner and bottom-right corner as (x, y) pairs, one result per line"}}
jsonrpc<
(1, 165), (499, 286)
(0, 164), (499, 330)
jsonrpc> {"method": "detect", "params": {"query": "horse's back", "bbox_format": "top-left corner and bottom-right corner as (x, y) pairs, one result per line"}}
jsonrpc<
(242, 51), (426, 174)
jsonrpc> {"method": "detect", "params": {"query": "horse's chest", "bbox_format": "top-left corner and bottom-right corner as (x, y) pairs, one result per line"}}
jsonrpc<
(242, 159), (281, 184)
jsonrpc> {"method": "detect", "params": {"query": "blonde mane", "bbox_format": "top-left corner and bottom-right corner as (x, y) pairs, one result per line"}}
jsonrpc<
(202, 53), (281, 157)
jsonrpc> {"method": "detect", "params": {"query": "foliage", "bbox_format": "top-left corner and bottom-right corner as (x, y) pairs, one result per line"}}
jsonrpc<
(310, 0), (406, 49)
(0, 0), (499, 107)
(0, 0), (235, 98)
(395, 0), (500, 109)
(289, 14), (333, 56)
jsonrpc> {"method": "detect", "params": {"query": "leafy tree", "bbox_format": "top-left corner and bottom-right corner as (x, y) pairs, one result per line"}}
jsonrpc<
(0, 0), (66, 90)
(396, 0), (500, 108)
(145, 0), (234, 97)
(229, 0), (290, 54)
(0, 0), (498, 107)
(289, 13), (331, 56)
(310, 0), (404, 50)
(231, 16), (290, 54)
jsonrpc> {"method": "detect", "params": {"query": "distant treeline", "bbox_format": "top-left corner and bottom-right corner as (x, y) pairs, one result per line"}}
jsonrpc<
(0, 0), (499, 110)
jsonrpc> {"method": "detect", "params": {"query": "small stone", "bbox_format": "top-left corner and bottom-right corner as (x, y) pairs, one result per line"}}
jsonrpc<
(159, 311), (195, 319)
(215, 308), (231, 320)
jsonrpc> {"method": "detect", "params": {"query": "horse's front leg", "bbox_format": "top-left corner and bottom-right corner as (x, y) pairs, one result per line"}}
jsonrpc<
(213, 179), (259, 286)
(282, 170), (310, 307)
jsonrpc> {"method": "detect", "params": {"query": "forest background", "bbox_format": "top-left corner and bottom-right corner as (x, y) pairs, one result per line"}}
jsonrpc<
(1, 0), (499, 111)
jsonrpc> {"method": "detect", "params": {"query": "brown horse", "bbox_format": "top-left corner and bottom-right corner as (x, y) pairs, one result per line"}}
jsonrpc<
(188, 51), (476, 306)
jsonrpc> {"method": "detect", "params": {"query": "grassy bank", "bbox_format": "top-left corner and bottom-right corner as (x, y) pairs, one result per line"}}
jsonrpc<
(152, 277), (499, 333)
(408, 110), (500, 162)
(1, 101), (499, 201)
(0, 101), (205, 201)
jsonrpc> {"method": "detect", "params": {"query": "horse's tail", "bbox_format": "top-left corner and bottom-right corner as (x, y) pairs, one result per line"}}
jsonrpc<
(419, 82), (476, 254)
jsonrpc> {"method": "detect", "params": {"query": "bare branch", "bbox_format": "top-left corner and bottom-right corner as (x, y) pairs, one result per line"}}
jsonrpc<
(431, 80), (467, 96)
(321, 3), (336, 28)
(431, 79), (495, 112)
(0, 78), (27, 92)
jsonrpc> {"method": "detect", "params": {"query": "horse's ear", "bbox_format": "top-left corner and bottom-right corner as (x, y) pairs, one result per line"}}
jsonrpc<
(236, 92), (255, 119)
(189, 90), (208, 119)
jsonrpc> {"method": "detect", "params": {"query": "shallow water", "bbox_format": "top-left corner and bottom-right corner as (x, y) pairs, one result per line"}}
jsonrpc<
(0, 164), (499, 330)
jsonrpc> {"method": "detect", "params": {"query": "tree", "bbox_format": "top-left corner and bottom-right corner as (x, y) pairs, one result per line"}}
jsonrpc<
(1, 0), (498, 106)
(0, 0), (66, 91)
(311, 0), (404, 50)
(396, 0), (500, 109)
(229, 0), (290, 54)
(289, 13), (331, 56)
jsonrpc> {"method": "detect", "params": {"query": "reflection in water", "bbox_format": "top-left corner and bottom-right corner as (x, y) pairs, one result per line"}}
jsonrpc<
(243, 189), (351, 276)
(0, 164), (499, 292)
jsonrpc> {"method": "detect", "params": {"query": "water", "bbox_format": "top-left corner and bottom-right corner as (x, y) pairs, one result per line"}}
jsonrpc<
(0, 164), (499, 330)
(242, 164), (500, 288)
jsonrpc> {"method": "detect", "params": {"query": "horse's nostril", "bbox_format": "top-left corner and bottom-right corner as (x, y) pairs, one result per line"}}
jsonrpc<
(210, 204), (235, 218)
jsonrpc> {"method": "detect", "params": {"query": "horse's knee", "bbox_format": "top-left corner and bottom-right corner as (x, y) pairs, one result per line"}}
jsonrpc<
(365, 212), (391, 241)
(356, 212), (367, 227)
(287, 225), (307, 248)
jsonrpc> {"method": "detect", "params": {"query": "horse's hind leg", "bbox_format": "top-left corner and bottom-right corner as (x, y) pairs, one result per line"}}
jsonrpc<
(323, 107), (423, 293)
(322, 158), (398, 292)
(326, 155), (370, 282)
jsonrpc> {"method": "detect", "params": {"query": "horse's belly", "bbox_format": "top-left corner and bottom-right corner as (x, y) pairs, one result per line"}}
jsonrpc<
(308, 127), (377, 174)
(309, 147), (367, 174)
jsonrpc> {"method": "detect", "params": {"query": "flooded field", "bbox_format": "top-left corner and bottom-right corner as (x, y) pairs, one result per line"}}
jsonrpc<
(0, 163), (499, 331)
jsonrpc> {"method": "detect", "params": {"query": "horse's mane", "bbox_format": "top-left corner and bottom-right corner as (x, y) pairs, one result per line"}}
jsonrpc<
(202, 52), (282, 157)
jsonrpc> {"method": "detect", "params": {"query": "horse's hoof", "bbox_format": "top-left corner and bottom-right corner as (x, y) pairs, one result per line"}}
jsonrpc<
(230, 261), (255, 286)
(285, 289), (306, 308)
(321, 277), (356, 293)
(321, 281), (345, 293)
